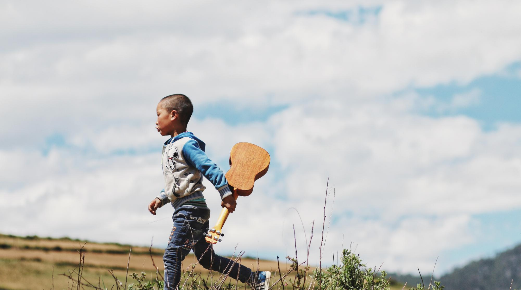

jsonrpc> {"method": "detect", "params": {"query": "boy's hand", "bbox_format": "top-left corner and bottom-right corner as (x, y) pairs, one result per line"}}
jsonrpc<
(221, 195), (236, 213)
(148, 198), (162, 215)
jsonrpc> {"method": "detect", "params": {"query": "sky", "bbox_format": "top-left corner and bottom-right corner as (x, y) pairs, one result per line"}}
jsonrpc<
(1, 0), (521, 276)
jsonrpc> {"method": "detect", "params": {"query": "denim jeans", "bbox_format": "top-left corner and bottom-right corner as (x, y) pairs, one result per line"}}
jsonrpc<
(163, 205), (253, 289)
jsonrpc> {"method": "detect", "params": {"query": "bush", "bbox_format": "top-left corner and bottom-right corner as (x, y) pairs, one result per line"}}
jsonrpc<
(311, 249), (445, 290)
(312, 249), (390, 290)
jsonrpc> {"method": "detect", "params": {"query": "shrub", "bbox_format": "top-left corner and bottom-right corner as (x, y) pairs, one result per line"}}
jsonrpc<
(312, 249), (390, 290)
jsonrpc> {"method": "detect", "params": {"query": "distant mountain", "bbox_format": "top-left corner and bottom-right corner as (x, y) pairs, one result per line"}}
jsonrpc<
(390, 244), (521, 290)
(439, 243), (521, 290)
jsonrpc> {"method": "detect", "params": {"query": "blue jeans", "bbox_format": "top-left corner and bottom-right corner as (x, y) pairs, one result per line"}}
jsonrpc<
(163, 205), (253, 289)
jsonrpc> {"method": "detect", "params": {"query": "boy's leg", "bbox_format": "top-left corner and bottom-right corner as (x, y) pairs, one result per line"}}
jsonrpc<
(193, 223), (253, 283)
(163, 205), (210, 289)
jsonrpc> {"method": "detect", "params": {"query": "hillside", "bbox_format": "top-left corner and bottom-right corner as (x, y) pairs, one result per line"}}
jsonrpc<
(387, 243), (521, 290)
(0, 233), (288, 289)
(439, 244), (521, 290)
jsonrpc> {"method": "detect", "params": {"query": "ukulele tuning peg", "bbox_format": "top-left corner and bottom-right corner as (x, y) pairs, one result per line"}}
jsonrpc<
(220, 233), (224, 237)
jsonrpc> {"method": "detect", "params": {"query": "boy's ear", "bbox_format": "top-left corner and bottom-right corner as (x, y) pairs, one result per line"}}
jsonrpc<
(169, 110), (178, 120)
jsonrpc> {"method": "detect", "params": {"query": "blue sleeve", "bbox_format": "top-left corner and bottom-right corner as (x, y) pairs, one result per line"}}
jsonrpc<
(182, 140), (232, 199)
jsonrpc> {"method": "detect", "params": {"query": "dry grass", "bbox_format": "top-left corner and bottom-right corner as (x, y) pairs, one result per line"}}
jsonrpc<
(0, 234), (293, 290)
(0, 258), (135, 290)
(0, 235), (161, 254)
(0, 235), (409, 290)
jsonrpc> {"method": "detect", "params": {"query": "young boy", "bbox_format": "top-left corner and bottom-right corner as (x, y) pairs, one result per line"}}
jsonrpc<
(148, 94), (270, 290)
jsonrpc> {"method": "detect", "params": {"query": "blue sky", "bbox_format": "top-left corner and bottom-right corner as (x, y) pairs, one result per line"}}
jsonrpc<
(444, 208), (521, 269)
(416, 62), (521, 129)
(196, 102), (289, 125)
(1, 0), (521, 277)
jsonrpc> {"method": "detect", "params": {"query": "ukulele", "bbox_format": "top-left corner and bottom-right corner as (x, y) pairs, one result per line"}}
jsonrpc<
(205, 142), (270, 244)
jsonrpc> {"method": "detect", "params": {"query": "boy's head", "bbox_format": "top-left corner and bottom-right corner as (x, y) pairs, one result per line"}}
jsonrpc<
(156, 94), (193, 136)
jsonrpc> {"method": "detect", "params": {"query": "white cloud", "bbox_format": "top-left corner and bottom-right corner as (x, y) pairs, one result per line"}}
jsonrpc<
(263, 98), (521, 273)
(412, 88), (482, 113)
(450, 89), (481, 109)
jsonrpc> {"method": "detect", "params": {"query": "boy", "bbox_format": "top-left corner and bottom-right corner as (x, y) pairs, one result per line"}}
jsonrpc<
(148, 94), (270, 290)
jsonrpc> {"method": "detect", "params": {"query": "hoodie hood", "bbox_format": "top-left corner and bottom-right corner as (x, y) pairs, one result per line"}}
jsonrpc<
(167, 132), (206, 151)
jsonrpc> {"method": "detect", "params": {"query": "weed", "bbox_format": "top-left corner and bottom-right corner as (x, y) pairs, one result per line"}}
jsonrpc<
(409, 280), (444, 290)
(128, 272), (164, 290)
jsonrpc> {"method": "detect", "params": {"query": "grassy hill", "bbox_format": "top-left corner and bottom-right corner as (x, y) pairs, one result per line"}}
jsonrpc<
(0, 233), (287, 289)
(0, 233), (410, 289)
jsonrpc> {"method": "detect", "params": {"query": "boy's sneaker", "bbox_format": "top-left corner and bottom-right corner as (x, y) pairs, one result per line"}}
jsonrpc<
(250, 271), (271, 290)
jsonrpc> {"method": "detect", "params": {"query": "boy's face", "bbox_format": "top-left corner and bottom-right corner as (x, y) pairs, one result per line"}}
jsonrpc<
(156, 102), (176, 136)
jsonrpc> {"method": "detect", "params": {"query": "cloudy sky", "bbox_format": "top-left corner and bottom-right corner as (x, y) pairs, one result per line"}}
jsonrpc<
(1, 0), (521, 276)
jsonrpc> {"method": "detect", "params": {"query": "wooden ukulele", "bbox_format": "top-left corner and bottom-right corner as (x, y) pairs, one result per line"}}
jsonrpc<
(205, 142), (270, 244)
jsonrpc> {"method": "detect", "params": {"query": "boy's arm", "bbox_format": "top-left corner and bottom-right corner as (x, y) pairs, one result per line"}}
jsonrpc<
(182, 140), (233, 199)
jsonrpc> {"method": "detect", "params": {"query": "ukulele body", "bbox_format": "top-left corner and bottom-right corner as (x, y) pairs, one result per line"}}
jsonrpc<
(205, 142), (270, 244)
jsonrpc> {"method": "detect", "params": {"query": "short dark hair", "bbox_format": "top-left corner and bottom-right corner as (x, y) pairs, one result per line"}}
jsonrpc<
(160, 94), (193, 126)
